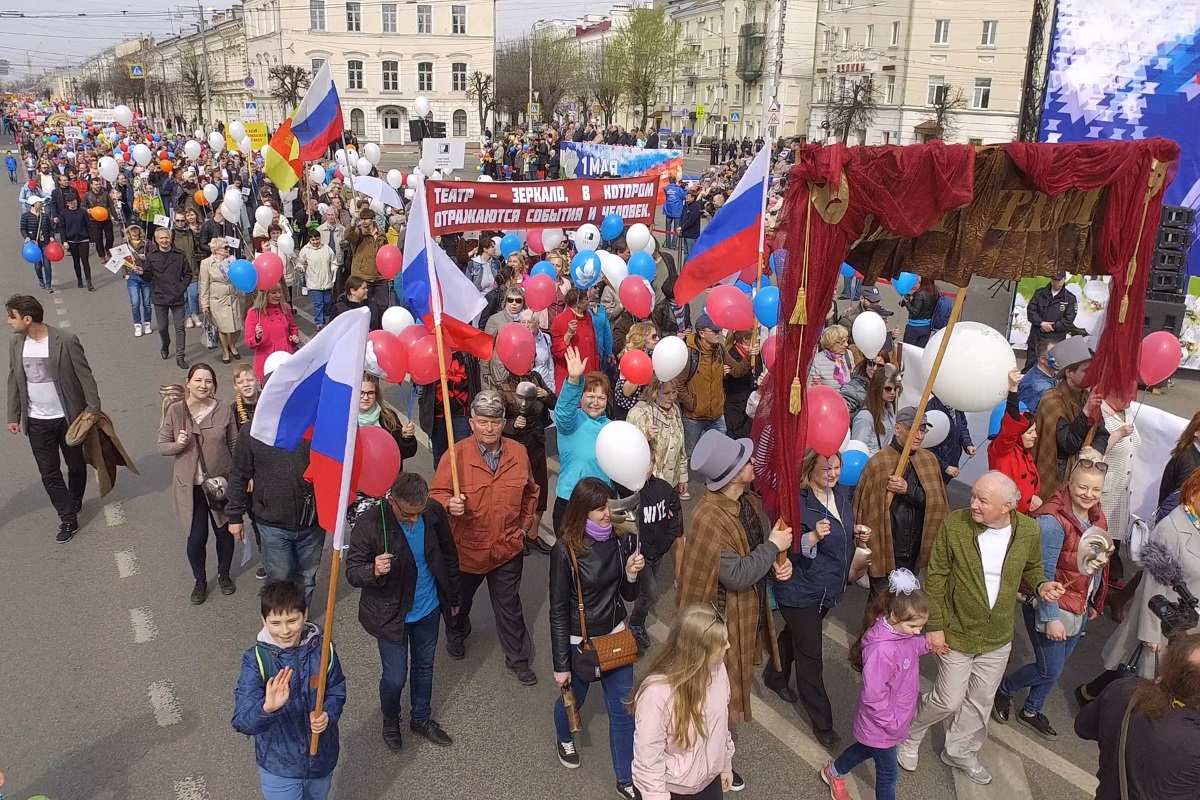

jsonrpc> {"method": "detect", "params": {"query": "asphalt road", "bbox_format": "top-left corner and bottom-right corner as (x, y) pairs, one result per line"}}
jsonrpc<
(5, 138), (1194, 800)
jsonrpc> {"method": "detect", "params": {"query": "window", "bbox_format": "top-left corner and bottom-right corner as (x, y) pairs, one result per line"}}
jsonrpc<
(382, 60), (399, 91)
(981, 20), (997, 46)
(824, 0), (833, 10)
(969, 137), (983, 145)
(452, 5), (466, 34)
(882, 131), (891, 144)
(890, 21), (900, 46)
(452, 62), (467, 91)
(309, 0), (325, 30)
(926, 74), (945, 105)
(884, 74), (895, 103)
(345, 1), (361, 32)
(350, 108), (365, 136)
(417, 4), (432, 33)
(841, 27), (850, 48)
(817, 77), (828, 102)
(453, 109), (467, 137)
(865, 24), (873, 48)
(382, 3), (396, 32)
(418, 61), (433, 92)
(972, 77), (992, 109)
(347, 59), (364, 90)
(823, 29), (835, 52)
(836, 76), (847, 99)
(311, 57), (326, 76)
(933, 19), (949, 45)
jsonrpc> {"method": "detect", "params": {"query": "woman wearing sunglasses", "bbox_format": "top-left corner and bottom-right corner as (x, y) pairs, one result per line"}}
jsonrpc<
(483, 287), (526, 390)
(849, 364), (899, 455)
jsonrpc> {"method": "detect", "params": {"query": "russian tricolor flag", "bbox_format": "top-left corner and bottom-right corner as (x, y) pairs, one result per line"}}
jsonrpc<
(674, 145), (772, 304)
(403, 176), (493, 359)
(291, 61), (345, 162)
(249, 308), (370, 550)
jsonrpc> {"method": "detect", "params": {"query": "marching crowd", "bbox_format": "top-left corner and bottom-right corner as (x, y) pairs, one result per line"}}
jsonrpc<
(6, 99), (1200, 800)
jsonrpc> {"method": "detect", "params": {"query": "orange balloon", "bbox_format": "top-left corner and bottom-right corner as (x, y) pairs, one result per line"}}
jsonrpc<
(160, 158), (174, 172)
(88, 206), (109, 222)
(194, 189), (209, 206)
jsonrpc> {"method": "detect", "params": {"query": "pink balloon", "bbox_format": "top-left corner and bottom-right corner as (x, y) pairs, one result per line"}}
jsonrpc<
(620, 350), (653, 385)
(618, 276), (653, 319)
(805, 385), (851, 457)
(376, 244), (403, 280)
(1139, 331), (1183, 386)
(353, 425), (401, 498)
(706, 285), (754, 330)
(524, 273), (556, 312)
(526, 229), (545, 254)
(496, 322), (536, 375)
(368, 330), (408, 382)
(253, 252), (285, 290)
(761, 335), (777, 370)
(408, 334), (451, 385)
(398, 323), (431, 351)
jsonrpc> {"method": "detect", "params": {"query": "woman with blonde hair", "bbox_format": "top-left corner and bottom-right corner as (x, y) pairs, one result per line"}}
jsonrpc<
(627, 377), (688, 495)
(614, 321), (661, 419)
(199, 236), (245, 364)
(631, 604), (735, 799)
(244, 281), (299, 382)
(122, 223), (154, 337)
(809, 325), (855, 388)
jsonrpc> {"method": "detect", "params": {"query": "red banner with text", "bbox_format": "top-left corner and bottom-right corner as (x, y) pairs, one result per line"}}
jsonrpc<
(424, 177), (661, 236)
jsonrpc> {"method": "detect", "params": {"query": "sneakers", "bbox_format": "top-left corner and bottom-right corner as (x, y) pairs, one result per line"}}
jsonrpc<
(940, 750), (992, 785)
(185, 316), (195, 328)
(616, 783), (642, 799)
(217, 574), (236, 595)
(821, 763), (851, 800)
(255, 566), (267, 580)
(510, 663), (538, 686)
(1017, 709), (1058, 739)
(991, 689), (1012, 723)
(557, 739), (580, 769)
(142, 322), (153, 335)
(730, 771), (745, 792)
(55, 521), (79, 543)
(897, 742), (919, 772)
(382, 716), (403, 752)
(446, 638), (466, 660)
(410, 719), (452, 746)
(190, 580), (208, 605)
(679, 491), (691, 500)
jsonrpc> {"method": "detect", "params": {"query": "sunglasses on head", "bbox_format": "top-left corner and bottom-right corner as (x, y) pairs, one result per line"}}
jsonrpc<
(1072, 458), (1109, 474)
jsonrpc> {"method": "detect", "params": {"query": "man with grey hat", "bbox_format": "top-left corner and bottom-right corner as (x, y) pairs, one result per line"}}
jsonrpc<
(1023, 272), (1077, 370)
(1031, 336), (1109, 498)
(429, 389), (541, 686)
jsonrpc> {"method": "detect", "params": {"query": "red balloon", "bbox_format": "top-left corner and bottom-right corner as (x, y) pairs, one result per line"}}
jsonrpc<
(496, 322), (536, 375)
(398, 323), (432, 351)
(619, 276), (653, 319)
(119, 142), (128, 152)
(253, 252), (285, 290)
(706, 285), (754, 331)
(408, 334), (452, 384)
(524, 273), (556, 312)
(620, 349), (653, 385)
(804, 385), (851, 457)
(1139, 331), (1183, 386)
(44, 241), (65, 263)
(376, 244), (403, 280)
(368, 330), (408, 382)
(526, 229), (545, 254)
(761, 334), (777, 370)
(353, 425), (401, 498)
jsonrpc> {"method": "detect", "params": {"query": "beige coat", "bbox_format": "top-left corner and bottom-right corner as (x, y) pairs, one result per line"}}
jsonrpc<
(626, 400), (689, 488)
(157, 399), (238, 527)
(199, 256), (245, 334)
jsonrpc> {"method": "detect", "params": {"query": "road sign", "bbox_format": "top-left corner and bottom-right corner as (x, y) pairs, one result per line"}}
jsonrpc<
(695, 105), (706, 120)
(568, 102), (577, 112)
(527, 103), (541, 117)
(680, 108), (690, 118)
(128, 63), (145, 80)
(767, 99), (781, 114)
(241, 102), (259, 122)
(766, 110), (781, 126)
(244, 76), (255, 89)
(730, 111), (742, 123)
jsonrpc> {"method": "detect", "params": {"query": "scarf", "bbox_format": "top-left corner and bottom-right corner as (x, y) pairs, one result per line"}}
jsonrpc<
(585, 520), (613, 542)
(823, 349), (850, 385)
(358, 404), (381, 427)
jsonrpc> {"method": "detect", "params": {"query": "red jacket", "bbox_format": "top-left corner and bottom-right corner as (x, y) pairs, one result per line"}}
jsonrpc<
(550, 306), (599, 395)
(987, 408), (1040, 514)
(1028, 490), (1110, 617)
(245, 303), (299, 382)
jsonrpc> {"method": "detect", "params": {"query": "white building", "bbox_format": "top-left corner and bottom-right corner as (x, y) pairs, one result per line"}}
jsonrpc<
(242, 0), (495, 143)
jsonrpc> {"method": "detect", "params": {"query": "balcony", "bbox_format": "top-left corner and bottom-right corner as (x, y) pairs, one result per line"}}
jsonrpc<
(735, 24), (765, 83)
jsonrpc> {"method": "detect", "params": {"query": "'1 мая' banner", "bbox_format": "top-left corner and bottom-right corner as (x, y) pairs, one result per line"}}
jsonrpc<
(424, 177), (661, 236)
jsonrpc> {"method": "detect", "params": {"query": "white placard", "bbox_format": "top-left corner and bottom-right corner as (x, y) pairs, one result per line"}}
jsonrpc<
(421, 138), (467, 170)
(104, 256), (123, 274)
(241, 187), (251, 198)
(154, 214), (171, 228)
(225, 237), (241, 250)
(109, 244), (132, 259)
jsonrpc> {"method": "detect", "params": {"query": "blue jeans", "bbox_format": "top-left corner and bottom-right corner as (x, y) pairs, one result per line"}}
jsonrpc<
(127, 276), (152, 324)
(257, 522), (325, 610)
(431, 415), (471, 469)
(1000, 603), (1083, 714)
(682, 415), (726, 459)
(185, 280), (200, 318)
(33, 257), (52, 289)
(841, 274), (862, 299)
(683, 237), (697, 259)
(377, 608), (440, 723)
(832, 742), (897, 800)
(554, 663), (635, 786)
(258, 767), (332, 800)
(310, 289), (333, 327)
(664, 216), (680, 248)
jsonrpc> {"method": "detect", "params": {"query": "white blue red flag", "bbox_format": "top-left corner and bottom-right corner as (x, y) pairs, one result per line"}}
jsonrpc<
(291, 61), (345, 162)
(249, 308), (370, 550)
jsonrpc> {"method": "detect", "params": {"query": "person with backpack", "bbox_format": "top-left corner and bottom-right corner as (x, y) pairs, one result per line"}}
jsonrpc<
(900, 276), (940, 347)
(678, 315), (751, 456)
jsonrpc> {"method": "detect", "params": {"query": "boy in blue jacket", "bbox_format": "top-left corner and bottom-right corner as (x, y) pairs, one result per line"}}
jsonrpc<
(4, 152), (17, 183)
(233, 580), (346, 800)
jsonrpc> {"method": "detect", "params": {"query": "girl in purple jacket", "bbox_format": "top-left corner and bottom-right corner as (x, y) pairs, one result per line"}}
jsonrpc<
(822, 569), (929, 800)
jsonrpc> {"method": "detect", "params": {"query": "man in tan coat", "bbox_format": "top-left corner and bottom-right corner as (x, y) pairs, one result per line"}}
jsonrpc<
(345, 208), (389, 309)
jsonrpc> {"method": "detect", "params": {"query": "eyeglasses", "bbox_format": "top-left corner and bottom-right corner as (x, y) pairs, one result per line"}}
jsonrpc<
(360, 390), (377, 398)
(1072, 458), (1109, 475)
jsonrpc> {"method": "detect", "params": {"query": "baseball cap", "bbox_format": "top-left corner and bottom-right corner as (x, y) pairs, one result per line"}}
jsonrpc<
(895, 406), (930, 429)
(695, 313), (720, 332)
(858, 285), (895, 317)
(1053, 270), (1067, 280)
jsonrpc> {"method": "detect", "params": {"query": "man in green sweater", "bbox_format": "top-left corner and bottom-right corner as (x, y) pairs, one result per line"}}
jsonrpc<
(897, 471), (1065, 785)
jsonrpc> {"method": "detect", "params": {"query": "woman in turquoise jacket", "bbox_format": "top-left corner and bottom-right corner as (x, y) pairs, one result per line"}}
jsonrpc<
(552, 346), (612, 536)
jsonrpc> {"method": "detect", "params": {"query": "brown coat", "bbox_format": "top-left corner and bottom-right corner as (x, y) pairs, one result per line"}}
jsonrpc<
(853, 444), (949, 577)
(429, 436), (540, 575)
(679, 332), (751, 422)
(156, 399), (238, 527)
(346, 225), (386, 282)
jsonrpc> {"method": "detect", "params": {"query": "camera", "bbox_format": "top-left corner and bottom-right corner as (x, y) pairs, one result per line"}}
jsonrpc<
(1149, 582), (1200, 640)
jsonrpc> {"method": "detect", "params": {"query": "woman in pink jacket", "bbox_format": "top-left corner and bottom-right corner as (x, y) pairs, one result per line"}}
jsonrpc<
(631, 605), (735, 800)
(244, 280), (299, 382)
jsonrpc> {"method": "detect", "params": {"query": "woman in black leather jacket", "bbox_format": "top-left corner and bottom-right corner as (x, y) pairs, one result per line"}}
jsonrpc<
(549, 477), (645, 799)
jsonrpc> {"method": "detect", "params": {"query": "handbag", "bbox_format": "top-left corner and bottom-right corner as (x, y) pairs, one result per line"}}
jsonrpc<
(193, 430), (229, 511)
(567, 545), (638, 683)
(200, 312), (219, 350)
(1117, 642), (1160, 681)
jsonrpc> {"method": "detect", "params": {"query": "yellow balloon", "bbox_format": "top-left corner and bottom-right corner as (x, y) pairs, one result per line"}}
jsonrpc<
(346, 144), (357, 151)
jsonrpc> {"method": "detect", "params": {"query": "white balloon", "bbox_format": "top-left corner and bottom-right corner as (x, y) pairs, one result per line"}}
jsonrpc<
(414, 95), (431, 117)
(642, 235), (657, 255)
(263, 350), (291, 376)
(207, 131), (225, 153)
(626, 223), (651, 252)
(840, 439), (870, 456)
(411, 165), (424, 176)
(355, 157), (373, 176)
(131, 143), (152, 167)
(851, 311), (887, 359)
(229, 121), (247, 143)
(65, 151), (76, 161)
(575, 224), (601, 252)
(441, 166), (453, 177)
(652, 336), (689, 381)
(346, 149), (359, 168)
(255, 205), (275, 230)
(382, 306), (416, 336)
(277, 236), (295, 257)
(418, 157), (434, 175)
(431, 169), (443, 180)
(362, 142), (381, 165)
(98, 156), (120, 182)
(223, 190), (244, 214)
(317, 202), (330, 216)
(113, 104), (133, 127)
(923, 409), (950, 448)
(386, 169), (404, 189)
(309, 164), (326, 184)
(183, 139), (202, 160)
(477, 174), (494, 182)
(542, 229), (564, 251)
(598, 251), (628, 287)
(369, 199), (385, 215)
(194, 129), (204, 139)
(921, 322), (1016, 412)
(239, 136), (254, 155)
(202, 184), (219, 203)
(404, 187), (416, 200)
(596, 421), (651, 492)
(281, 187), (298, 203)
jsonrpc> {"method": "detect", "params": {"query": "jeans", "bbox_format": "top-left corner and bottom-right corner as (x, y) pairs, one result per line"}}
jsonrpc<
(33, 256), (52, 289)
(999, 603), (1084, 715)
(367, 279), (391, 311)
(258, 767), (333, 800)
(187, 485), (234, 583)
(630, 556), (663, 629)
(377, 609), (440, 723)
(841, 274), (862, 299)
(832, 742), (898, 800)
(664, 217), (680, 248)
(682, 416), (726, 459)
(683, 237), (697, 259)
(185, 281), (200, 318)
(430, 415), (472, 469)
(310, 289), (333, 327)
(27, 416), (86, 526)
(127, 276), (152, 324)
(554, 663), (636, 786)
(257, 522), (326, 610)
(155, 304), (186, 357)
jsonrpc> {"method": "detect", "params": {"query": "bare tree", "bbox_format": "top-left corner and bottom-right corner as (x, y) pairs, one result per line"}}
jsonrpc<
(583, 40), (625, 127)
(530, 33), (580, 123)
(466, 70), (495, 136)
(825, 76), (878, 144)
(613, 8), (681, 131)
(269, 64), (311, 117)
(923, 83), (968, 141)
(78, 77), (102, 106)
(178, 50), (207, 126)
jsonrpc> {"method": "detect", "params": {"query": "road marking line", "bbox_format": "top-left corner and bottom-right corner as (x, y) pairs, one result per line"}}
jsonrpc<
(53, 297), (64, 304)
(60, 321), (71, 328)
(131, 607), (157, 643)
(148, 680), (183, 726)
(104, 501), (126, 526)
(56, 308), (67, 315)
(115, 550), (139, 578)
(173, 776), (210, 800)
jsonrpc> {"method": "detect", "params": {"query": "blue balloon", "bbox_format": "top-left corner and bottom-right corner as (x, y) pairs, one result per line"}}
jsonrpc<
(734, 280), (754, 296)
(531, 261), (557, 280)
(840, 450), (869, 486)
(753, 286), (780, 328)
(840, 262), (856, 279)
(49, 134), (59, 144)
(892, 271), (918, 296)
(22, 241), (42, 264)
(228, 258), (257, 293)
(570, 251), (602, 290)
(628, 251), (656, 282)
(500, 233), (522, 259)
(988, 399), (1030, 437)
(600, 213), (624, 241)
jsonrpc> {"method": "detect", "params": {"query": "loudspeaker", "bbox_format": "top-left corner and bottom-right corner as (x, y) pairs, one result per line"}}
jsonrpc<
(1153, 248), (1188, 272)
(408, 120), (425, 142)
(1157, 226), (1194, 251)
(1162, 204), (1197, 229)
(1144, 296), (1186, 337)
(1150, 269), (1186, 295)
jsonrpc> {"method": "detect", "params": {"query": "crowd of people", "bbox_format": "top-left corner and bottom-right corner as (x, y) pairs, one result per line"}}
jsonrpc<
(6, 98), (1200, 800)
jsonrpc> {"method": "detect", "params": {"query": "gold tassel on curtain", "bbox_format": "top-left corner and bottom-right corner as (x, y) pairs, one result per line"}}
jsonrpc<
(788, 185), (815, 414)
(1118, 159), (1167, 323)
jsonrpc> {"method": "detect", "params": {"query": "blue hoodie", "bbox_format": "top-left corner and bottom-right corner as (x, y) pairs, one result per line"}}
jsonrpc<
(662, 182), (686, 219)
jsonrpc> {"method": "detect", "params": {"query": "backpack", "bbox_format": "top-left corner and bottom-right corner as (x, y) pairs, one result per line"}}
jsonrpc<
(931, 292), (953, 331)
(254, 640), (336, 681)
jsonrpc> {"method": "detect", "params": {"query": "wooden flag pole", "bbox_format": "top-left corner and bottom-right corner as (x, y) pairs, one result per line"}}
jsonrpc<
(434, 321), (462, 496)
(308, 546), (342, 755)
(750, 251), (764, 371)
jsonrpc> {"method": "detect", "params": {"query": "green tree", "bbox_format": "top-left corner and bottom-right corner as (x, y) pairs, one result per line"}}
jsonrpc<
(613, 8), (681, 131)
